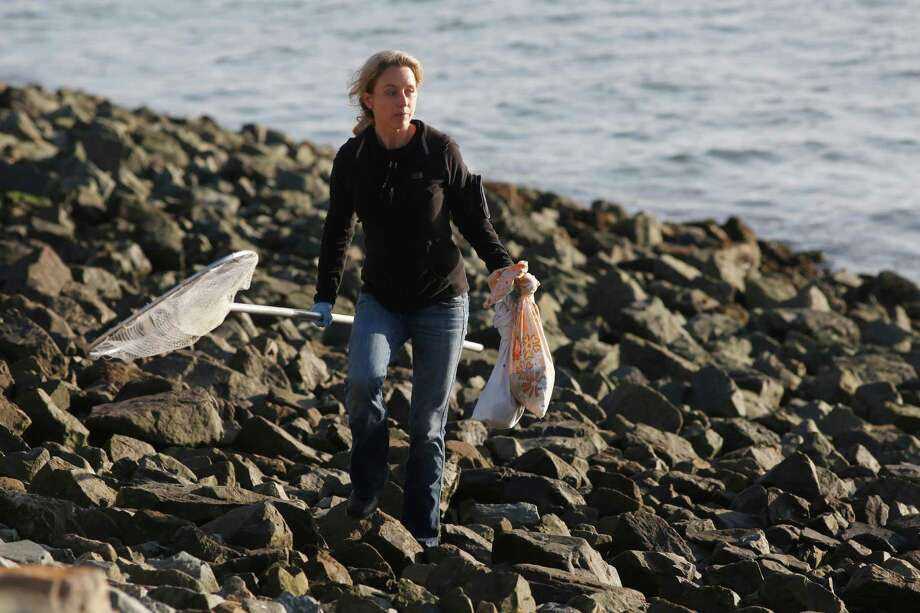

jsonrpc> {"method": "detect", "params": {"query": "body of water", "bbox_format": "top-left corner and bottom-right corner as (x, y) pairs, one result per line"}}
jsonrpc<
(2, 0), (918, 279)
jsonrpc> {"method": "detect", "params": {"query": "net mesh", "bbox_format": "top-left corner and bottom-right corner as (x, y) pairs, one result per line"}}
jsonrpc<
(88, 251), (258, 361)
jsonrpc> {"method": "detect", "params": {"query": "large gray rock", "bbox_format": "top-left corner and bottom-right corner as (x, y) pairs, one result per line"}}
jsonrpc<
(0, 540), (54, 565)
(29, 456), (117, 507)
(553, 338), (620, 377)
(683, 525), (770, 557)
(0, 308), (69, 382)
(0, 489), (76, 541)
(615, 212), (663, 247)
(234, 415), (329, 464)
(837, 352), (918, 389)
(181, 352), (271, 406)
(2, 244), (72, 297)
(52, 534), (117, 563)
(759, 451), (823, 501)
(586, 487), (643, 518)
(121, 561), (211, 593)
(1, 108), (46, 142)
(753, 308), (860, 347)
(286, 344), (329, 393)
(616, 297), (691, 346)
(682, 423), (724, 460)
(0, 447), (49, 482)
(587, 470), (643, 500)
(758, 571), (847, 613)
(72, 265), (123, 300)
(455, 468), (586, 513)
(712, 419), (782, 453)
(745, 274), (798, 308)
(462, 502), (541, 529)
(687, 312), (746, 344)
(510, 447), (585, 488)
(16, 388), (87, 449)
(71, 117), (148, 174)
(304, 548), (353, 586)
(0, 396), (30, 436)
(104, 434), (157, 463)
(201, 501), (293, 550)
(463, 571), (537, 612)
(117, 196), (186, 270)
(314, 502), (422, 575)
(170, 525), (237, 565)
(0, 359), (12, 393)
(843, 562), (920, 610)
(704, 242), (760, 292)
(114, 483), (268, 523)
(565, 587), (648, 613)
(619, 333), (700, 381)
(659, 470), (726, 503)
(507, 433), (608, 462)
(690, 365), (747, 418)
(702, 559), (764, 598)
(597, 510), (694, 560)
(590, 269), (648, 325)
(139, 351), (269, 408)
(132, 453), (198, 485)
(600, 382), (683, 433)
(146, 585), (224, 610)
(610, 550), (698, 599)
(626, 424), (700, 467)
(441, 524), (493, 565)
(87, 388), (224, 447)
(492, 529), (619, 587)
(670, 584), (742, 613)
(511, 564), (628, 605)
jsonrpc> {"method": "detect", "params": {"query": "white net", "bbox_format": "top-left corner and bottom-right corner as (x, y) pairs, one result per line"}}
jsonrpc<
(88, 251), (258, 361)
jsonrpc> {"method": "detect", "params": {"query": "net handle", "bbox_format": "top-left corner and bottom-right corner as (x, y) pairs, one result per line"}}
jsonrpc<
(229, 303), (485, 352)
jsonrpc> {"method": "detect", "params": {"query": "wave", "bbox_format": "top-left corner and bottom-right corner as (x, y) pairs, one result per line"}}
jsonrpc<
(705, 148), (779, 163)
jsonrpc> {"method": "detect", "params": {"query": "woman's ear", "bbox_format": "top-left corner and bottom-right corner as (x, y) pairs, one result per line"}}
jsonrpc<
(361, 91), (374, 112)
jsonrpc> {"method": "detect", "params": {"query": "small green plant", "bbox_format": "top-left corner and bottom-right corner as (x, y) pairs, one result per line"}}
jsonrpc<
(3, 190), (50, 206)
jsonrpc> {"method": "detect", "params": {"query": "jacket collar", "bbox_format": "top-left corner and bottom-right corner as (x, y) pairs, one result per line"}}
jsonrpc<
(358, 119), (427, 160)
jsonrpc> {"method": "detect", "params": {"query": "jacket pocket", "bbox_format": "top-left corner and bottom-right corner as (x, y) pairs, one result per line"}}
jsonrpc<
(407, 178), (445, 223)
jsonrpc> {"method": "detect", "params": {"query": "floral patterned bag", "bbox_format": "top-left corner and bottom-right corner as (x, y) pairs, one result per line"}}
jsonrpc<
(473, 261), (554, 426)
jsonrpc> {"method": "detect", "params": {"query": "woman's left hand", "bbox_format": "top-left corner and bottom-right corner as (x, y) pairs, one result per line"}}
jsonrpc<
(514, 273), (539, 295)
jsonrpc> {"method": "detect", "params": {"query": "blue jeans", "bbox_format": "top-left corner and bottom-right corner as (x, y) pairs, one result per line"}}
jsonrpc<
(345, 291), (469, 546)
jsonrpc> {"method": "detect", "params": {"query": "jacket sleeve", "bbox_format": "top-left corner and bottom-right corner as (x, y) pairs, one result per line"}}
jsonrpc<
(444, 140), (514, 273)
(314, 149), (357, 305)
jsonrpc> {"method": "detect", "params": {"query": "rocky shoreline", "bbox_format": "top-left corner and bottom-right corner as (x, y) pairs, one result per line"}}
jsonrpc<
(1, 81), (920, 612)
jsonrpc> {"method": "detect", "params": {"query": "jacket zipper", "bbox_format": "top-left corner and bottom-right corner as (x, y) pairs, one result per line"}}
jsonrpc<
(381, 160), (397, 205)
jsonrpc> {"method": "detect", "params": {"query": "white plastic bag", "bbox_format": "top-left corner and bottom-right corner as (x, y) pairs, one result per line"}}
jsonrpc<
(472, 261), (554, 428)
(470, 295), (525, 428)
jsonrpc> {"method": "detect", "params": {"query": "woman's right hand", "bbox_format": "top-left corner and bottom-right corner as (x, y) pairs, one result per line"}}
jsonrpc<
(311, 302), (334, 327)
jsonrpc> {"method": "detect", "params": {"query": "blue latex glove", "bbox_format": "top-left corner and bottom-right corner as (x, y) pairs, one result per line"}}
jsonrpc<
(311, 302), (333, 328)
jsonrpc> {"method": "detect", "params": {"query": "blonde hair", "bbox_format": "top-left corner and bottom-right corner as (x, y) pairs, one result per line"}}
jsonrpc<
(348, 50), (424, 135)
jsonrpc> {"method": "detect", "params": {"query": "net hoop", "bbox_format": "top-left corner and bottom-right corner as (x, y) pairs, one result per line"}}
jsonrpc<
(87, 250), (258, 361)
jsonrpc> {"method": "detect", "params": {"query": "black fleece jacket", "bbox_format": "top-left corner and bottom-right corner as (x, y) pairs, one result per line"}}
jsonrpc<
(315, 120), (513, 312)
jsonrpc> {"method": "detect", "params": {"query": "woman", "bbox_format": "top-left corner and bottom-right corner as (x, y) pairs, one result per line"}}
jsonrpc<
(312, 50), (516, 547)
